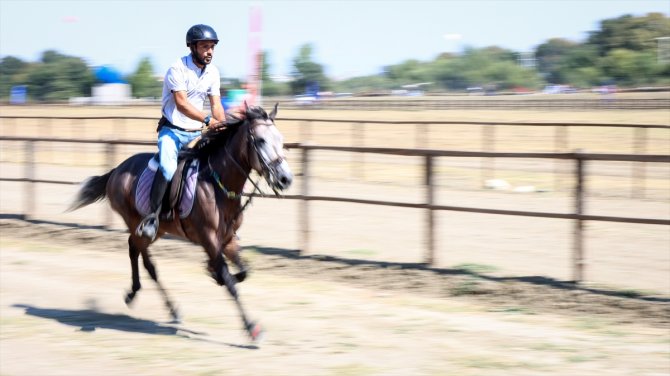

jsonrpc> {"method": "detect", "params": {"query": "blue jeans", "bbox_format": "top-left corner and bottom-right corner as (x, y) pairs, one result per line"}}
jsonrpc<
(157, 127), (201, 181)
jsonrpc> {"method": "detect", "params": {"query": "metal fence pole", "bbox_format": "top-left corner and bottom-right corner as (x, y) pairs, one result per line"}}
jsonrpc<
(573, 150), (585, 283)
(300, 146), (311, 255)
(24, 140), (35, 220)
(425, 155), (435, 265)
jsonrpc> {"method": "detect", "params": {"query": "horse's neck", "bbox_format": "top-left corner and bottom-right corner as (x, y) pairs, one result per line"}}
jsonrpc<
(213, 148), (249, 201)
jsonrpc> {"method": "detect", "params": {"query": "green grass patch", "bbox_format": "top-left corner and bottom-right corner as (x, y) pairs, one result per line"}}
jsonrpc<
(489, 306), (536, 315)
(450, 276), (485, 296)
(345, 249), (377, 257)
(453, 263), (499, 274)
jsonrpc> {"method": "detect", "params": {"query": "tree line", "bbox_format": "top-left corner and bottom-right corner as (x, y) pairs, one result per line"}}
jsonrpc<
(1, 12), (668, 101)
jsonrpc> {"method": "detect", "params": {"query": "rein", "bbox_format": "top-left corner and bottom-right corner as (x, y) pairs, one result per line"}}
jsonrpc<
(204, 121), (281, 227)
(206, 155), (261, 219)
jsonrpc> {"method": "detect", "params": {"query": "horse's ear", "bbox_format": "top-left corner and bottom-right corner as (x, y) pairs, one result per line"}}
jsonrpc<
(269, 102), (278, 120)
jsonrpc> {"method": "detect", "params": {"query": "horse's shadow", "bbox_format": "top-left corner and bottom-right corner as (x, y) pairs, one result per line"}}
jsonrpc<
(11, 303), (258, 350)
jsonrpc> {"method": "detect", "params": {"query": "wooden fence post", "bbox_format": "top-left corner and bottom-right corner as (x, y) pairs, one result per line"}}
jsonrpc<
(573, 150), (585, 283)
(425, 154), (435, 265)
(24, 140), (35, 220)
(300, 146), (310, 255)
(416, 123), (428, 149)
(105, 142), (116, 229)
(554, 125), (568, 191)
(481, 125), (496, 186)
(632, 127), (647, 199)
(352, 122), (365, 180)
(300, 121), (311, 144)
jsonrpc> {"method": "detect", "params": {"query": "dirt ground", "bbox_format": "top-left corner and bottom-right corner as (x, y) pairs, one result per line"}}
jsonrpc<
(1, 218), (669, 376)
(1, 105), (669, 375)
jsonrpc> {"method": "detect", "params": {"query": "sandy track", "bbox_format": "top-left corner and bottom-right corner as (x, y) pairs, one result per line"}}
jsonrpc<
(1, 219), (669, 376)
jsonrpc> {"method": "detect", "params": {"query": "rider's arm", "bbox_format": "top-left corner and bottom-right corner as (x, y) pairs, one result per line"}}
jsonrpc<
(173, 90), (210, 124)
(209, 94), (225, 123)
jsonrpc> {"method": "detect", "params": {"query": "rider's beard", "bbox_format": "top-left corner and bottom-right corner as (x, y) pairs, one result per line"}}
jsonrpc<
(193, 52), (211, 67)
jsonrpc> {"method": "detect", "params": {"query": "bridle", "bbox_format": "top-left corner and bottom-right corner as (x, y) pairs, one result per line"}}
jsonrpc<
(207, 117), (285, 210)
(248, 121), (286, 195)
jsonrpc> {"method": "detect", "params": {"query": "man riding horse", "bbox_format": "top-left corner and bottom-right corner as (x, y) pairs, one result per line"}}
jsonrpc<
(137, 24), (225, 240)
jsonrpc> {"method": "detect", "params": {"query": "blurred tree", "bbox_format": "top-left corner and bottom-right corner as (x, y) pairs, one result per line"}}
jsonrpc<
(429, 47), (542, 91)
(259, 51), (290, 97)
(535, 38), (578, 83)
(384, 59), (433, 86)
(290, 44), (330, 94)
(0, 56), (29, 98)
(26, 50), (94, 101)
(551, 45), (602, 87)
(599, 49), (660, 86)
(588, 13), (670, 56)
(127, 57), (162, 98)
(333, 75), (393, 93)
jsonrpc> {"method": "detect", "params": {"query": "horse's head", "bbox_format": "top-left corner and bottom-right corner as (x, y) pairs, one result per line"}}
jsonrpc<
(243, 103), (293, 192)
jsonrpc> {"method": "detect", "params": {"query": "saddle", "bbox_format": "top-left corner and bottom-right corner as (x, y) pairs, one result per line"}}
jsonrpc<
(136, 137), (202, 221)
(160, 157), (193, 221)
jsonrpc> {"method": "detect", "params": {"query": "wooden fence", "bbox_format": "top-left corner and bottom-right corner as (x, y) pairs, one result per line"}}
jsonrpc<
(2, 115), (668, 198)
(291, 118), (669, 198)
(0, 135), (668, 283)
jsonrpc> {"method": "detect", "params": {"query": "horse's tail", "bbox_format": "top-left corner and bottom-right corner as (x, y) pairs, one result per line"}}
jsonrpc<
(67, 169), (115, 212)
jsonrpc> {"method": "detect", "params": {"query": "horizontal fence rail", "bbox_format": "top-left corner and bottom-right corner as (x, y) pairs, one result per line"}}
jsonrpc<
(275, 98), (670, 111)
(3, 115), (669, 129)
(1, 136), (669, 283)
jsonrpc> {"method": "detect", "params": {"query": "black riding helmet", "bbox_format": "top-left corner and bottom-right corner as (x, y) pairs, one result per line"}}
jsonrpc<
(186, 24), (219, 47)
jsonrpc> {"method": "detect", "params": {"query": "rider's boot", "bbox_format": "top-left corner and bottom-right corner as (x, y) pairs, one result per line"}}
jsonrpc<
(136, 171), (170, 240)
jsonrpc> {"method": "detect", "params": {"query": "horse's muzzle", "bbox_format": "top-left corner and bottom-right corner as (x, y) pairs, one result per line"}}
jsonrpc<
(272, 169), (293, 191)
(267, 159), (293, 191)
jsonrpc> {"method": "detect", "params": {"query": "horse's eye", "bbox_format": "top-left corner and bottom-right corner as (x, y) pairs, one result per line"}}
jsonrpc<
(255, 138), (266, 145)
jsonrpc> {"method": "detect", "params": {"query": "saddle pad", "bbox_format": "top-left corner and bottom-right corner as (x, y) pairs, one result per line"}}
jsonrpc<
(135, 158), (200, 219)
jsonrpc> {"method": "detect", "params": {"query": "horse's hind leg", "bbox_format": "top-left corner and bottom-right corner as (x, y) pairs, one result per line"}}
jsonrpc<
(124, 235), (146, 305)
(138, 245), (180, 323)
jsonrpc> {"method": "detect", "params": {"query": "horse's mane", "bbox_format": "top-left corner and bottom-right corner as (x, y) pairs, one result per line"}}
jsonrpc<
(180, 105), (270, 160)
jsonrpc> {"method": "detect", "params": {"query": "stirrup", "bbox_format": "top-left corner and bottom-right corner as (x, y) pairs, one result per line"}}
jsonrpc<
(136, 213), (159, 240)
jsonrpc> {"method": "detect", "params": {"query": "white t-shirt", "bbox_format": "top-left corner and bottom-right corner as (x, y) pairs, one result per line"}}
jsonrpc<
(161, 54), (221, 130)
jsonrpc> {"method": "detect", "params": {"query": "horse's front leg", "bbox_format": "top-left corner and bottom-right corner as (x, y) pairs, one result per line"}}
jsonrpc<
(209, 252), (263, 341)
(223, 236), (248, 283)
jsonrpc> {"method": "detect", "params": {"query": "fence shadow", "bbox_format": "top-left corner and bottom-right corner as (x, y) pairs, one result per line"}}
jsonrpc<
(246, 245), (670, 304)
(2, 215), (667, 305)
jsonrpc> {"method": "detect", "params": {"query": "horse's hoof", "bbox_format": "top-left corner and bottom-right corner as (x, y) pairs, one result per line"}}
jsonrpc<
(234, 270), (247, 283)
(169, 310), (181, 324)
(247, 321), (264, 343)
(124, 292), (135, 306)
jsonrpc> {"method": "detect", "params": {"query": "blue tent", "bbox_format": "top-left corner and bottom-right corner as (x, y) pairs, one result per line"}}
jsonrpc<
(95, 66), (126, 84)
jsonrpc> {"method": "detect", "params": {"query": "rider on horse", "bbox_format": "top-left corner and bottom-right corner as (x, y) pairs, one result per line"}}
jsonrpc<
(136, 24), (226, 240)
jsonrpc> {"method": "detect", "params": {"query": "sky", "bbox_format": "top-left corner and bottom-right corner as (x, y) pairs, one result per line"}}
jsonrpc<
(1, 0), (668, 81)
